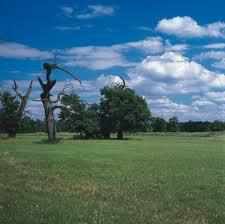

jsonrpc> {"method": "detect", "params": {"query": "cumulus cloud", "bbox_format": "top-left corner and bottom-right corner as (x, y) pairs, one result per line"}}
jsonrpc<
(128, 51), (225, 96)
(194, 48), (225, 70)
(61, 37), (188, 70)
(62, 45), (134, 70)
(0, 42), (53, 59)
(156, 16), (225, 38)
(205, 91), (225, 102)
(77, 5), (115, 19)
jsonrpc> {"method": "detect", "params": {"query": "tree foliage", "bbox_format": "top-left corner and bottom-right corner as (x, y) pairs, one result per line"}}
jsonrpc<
(59, 93), (101, 138)
(100, 84), (151, 139)
(152, 117), (167, 132)
(0, 91), (20, 137)
(18, 116), (46, 133)
(167, 117), (180, 132)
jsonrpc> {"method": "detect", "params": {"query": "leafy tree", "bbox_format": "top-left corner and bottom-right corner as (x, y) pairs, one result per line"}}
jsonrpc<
(18, 116), (35, 133)
(59, 94), (101, 138)
(180, 121), (215, 132)
(211, 120), (225, 131)
(167, 117), (180, 132)
(59, 93), (86, 133)
(152, 117), (167, 132)
(100, 82), (151, 139)
(33, 119), (46, 132)
(0, 91), (20, 137)
(81, 103), (101, 138)
(18, 116), (46, 133)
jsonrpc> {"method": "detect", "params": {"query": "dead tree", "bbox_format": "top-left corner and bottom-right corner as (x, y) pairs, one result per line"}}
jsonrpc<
(10, 80), (33, 137)
(37, 62), (81, 142)
(12, 81), (33, 118)
(115, 76), (126, 89)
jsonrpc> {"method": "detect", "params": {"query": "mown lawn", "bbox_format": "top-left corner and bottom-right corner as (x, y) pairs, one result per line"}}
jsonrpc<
(0, 133), (225, 224)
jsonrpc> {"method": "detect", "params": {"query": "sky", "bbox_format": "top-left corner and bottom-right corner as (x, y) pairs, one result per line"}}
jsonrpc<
(1, 0), (225, 121)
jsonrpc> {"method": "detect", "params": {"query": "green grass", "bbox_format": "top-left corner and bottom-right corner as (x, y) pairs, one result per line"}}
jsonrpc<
(1, 132), (225, 224)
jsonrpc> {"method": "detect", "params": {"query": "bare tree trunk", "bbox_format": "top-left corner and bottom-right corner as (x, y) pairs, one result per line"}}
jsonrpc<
(8, 127), (16, 138)
(38, 63), (57, 142)
(12, 80), (33, 137)
(13, 81), (33, 118)
(43, 100), (57, 141)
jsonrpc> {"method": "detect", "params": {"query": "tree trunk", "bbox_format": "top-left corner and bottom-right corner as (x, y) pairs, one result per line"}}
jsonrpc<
(12, 81), (33, 138)
(103, 132), (111, 139)
(8, 127), (16, 138)
(117, 129), (123, 140)
(43, 100), (56, 141)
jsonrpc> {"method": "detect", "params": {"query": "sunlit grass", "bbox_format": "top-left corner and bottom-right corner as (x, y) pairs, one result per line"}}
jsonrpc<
(1, 133), (225, 223)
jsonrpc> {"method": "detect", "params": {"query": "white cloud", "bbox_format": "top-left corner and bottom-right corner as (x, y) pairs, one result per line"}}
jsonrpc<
(164, 40), (188, 52)
(0, 42), (53, 59)
(194, 49), (225, 70)
(195, 50), (225, 60)
(77, 5), (115, 19)
(147, 97), (200, 121)
(146, 96), (225, 121)
(203, 43), (225, 49)
(60, 6), (74, 17)
(61, 37), (188, 70)
(128, 51), (225, 96)
(205, 91), (225, 102)
(212, 59), (225, 69)
(156, 16), (225, 38)
(62, 45), (134, 70)
(192, 99), (216, 107)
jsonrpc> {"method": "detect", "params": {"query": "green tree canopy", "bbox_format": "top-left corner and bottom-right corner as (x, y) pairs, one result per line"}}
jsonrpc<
(152, 117), (167, 132)
(59, 93), (101, 138)
(0, 91), (20, 137)
(167, 117), (180, 132)
(100, 83), (151, 139)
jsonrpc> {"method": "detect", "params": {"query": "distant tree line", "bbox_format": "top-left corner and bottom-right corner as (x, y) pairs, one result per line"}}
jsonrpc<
(150, 117), (225, 132)
(2, 115), (224, 136)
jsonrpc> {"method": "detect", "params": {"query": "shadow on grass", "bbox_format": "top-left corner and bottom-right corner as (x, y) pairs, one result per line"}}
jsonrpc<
(33, 138), (63, 144)
(65, 134), (142, 141)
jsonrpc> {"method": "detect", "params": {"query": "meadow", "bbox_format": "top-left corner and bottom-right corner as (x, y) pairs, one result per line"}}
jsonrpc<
(0, 132), (225, 224)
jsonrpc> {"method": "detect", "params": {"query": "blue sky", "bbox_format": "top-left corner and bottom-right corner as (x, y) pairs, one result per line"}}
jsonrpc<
(1, 0), (225, 121)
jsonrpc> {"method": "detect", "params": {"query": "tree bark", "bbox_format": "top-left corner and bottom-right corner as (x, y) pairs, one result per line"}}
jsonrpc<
(8, 127), (16, 138)
(12, 81), (33, 137)
(13, 81), (33, 118)
(103, 132), (111, 139)
(42, 99), (57, 141)
(117, 129), (123, 140)
(38, 63), (57, 142)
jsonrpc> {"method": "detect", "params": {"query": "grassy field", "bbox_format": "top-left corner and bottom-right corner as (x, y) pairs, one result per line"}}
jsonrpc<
(0, 132), (225, 224)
